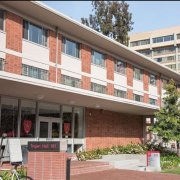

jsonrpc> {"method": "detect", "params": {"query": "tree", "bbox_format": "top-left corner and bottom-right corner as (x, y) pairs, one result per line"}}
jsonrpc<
(81, 1), (133, 46)
(149, 79), (180, 156)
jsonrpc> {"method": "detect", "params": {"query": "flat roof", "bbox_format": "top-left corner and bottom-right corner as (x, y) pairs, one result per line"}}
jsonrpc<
(1, 1), (180, 83)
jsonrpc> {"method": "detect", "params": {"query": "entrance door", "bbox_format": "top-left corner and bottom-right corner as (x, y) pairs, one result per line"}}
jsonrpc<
(38, 117), (61, 139)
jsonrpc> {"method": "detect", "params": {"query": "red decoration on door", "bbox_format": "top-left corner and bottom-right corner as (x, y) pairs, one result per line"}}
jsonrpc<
(64, 123), (70, 134)
(23, 120), (32, 135)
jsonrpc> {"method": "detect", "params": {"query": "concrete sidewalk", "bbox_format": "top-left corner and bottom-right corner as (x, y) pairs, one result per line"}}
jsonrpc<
(71, 169), (180, 180)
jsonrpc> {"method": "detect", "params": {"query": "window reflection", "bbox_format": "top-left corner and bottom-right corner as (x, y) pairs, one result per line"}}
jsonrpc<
(92, 50), (105, 67)
(29, 23), (42, 45)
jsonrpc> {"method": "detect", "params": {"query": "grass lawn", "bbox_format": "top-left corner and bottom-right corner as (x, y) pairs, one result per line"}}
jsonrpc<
(162, 167), (180, 175)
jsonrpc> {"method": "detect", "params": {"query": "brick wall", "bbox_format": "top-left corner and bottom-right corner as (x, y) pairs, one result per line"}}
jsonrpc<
(5, 54), (22, 75)
(27, 152), (66, 180)
(6, 11), (23, 53)
(49, 66), (61, 83)
(143, 70), (149, 91)
(143, 93), (149, 103)
(156, 76), (161, 95)
(106, 55), (114, 81)
(85, 108), (143, 151)
(81, 76), (91, 90)
(127, 88), (133, 100)
(126, 63), (133, 86)
(81, 44), (91, 74)
(157, 97), (161, 107)
(107, 83), (114, 96)
(49, 30), (56, 63)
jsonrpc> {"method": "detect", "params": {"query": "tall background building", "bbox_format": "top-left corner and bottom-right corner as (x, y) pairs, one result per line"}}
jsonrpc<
(129, 26), (180, 73)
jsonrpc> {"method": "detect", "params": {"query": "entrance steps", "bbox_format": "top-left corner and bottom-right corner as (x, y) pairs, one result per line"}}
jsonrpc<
(70, 161), (114, 176)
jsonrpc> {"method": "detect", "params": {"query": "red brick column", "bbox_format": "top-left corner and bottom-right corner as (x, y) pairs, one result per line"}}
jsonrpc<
(5, 54), (22, 75)
(143, 70), (149, 91)
(126, 63), (133, 87)
(81, 44), (91, 74)
(106, 55), (114, 81)
(157, 97), (161, 107)
(6, 11), (23, 53)
(127, 89), (133, 100)
(28, 152), (66, 180)
(143, 93), (149, 103)
(49, 66), (61, 83)
(81, 76), (91, 90)
(156, 76), (161, 95)
(107, 83), (114, 96)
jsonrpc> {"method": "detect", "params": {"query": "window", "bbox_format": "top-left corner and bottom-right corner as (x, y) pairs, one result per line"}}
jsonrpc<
(154, 56), (175, 62)
(149, 74), (156, 86)
(164, 35), (174, 42)
(177, 34), (180, 40)
(153, 35), (174, 44)
(130, 39), (150, 47)
(0, 58), (4, 71)
(114, 59), (126, 74)
(62, 37), (80, 58)
(61, 74), (81, 88)
(91, 50), (105, 67)
(114, 89), (127, 98)
(149, 98), (157, 105)
(22, 64), (49, 81)
(91, 82), (106, 94)
(133, 94), (143, 102)
(154, 47), (175, 56)
(166, 64), (176, 70)
(0, 9), (4, 31)
(139, 50), (151, 56)
(23, 20), (48, 47)
(133, 67), (143, 81)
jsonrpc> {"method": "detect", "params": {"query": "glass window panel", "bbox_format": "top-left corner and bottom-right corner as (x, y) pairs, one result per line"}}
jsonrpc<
(149, 74), (156, 86)
(23, 20), (28, 40)
(0, 10), (4, 31)
(62, 37), (65, 53)
(146, 118), (151, 124)
(164, 36), (170, 42)
(21, 100), (36, 137)
(39, 103), (60, 118)
(62, 106), (72, 138)
(114, 89), (126, 98)
(66, 39), (76, 57)
(92, 50), (105, 67)
(74, 108), (84, 138)
(40, 122), (49, 138)
(134, 94), (143, 102)
(42, 28), (48, 47)
(177, 34), (180, 40)
(134, 67), (142, 80)
(0, 58), (4, 71)
(115, 59), (126, 74)
(149, 98), (157, 105)
(1, 97), (18, 137)
(91, 83), (106, 94)
(29, 23), (42, 45)
(52, 122), (60, 138)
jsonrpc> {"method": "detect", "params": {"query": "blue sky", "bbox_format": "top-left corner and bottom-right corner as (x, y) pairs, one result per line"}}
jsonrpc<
(41, 1), (180, 34)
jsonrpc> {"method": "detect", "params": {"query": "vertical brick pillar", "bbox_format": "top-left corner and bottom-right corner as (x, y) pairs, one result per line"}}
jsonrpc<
(81, 76), (91, 90)
(49, 66), (61, 83)
(107, 83), (114, 96)
(143, 93), (149, 103)
(157, 97), (161, 107)
(49, 30), (56, 63)
(127, 89), (133, 100)
(143, 70), (149, 91)
(28, 152), (66, 180)
(58, 34), (62, 64)
(106, 55), (114, 81)
(156, 76), (161, 95)
(81, 44), (91, 74)
(126, 63), (133, 87)
(6, 11), (23, 53)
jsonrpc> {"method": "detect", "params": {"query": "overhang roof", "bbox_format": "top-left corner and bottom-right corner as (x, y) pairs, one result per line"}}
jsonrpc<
(1, 1), (180, 82)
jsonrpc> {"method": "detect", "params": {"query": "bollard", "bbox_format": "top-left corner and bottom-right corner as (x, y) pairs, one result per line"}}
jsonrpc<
(66, 158), (71, 180)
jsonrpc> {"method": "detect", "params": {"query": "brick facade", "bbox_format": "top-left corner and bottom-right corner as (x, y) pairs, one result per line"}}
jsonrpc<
(156, 76), (161, 95)
(81, 44), (91, 74)
(5, 54), (22, 75)
(27, 152), (66, 180)
(143, 70), (149, 91)
(49, 66), (61, 83)
(127, 88), (133, 100)
(143, 93), (149, 103)
(6, 11), (23, 53)
(85, 108), (143, 151)
(81, 76), (91, 90)
(126, 63), (133, 86)
(157, 97), (161, 107)
(106, 55), (114, 81)
(107, 83), (114, 96)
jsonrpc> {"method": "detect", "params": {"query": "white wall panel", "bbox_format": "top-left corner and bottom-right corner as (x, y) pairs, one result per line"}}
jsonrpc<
(133, 90), (143, 96)
(149, 85), (158, 96)
(133, 79), (143, 91)
(0, 32), (6, 52)
(91, 65), (106, 81)
(91, 78), (106, 86)
(61, 69), (81, 79)
(114, 73), (127, 87)
(114, 85), (127, 91)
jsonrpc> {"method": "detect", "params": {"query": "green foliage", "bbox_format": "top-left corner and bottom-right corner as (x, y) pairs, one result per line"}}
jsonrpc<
(162, 166), (180, 174)
(81, 1), (133, 45)
(149, 79), (180, 145)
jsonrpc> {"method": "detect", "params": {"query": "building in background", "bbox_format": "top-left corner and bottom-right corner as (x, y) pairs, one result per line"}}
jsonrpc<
(129, 26), (180, 72)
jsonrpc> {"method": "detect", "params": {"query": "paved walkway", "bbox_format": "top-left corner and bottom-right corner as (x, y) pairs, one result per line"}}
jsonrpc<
(71, 169), (180, 180)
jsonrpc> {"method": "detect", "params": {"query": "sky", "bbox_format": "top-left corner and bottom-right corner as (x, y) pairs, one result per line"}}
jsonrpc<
(41, 1), (180, 35)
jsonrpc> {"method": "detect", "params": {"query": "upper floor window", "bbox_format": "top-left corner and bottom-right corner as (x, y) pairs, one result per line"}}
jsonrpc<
(62, 37), (80, 58)
(114, 89), (126, 99)
(138, 50), (151, 57)
(149, 98), (157, 105)
(91, 50), (105, 67)
(91, 82), (106, 94)
(149, 74), (156, 86)
(0, 9), (4, 31)
(153, 35), (174, 44)
(130, 39), (150, 47)
(61, 74), (81, 88)
(177, 34), (180, 40)
(154, 46), (175, 56)
(166, 64), (176, 71)
(154, 55), (175, 63)
(133, 94), (143, 102)
(114, 59), (126, 74)
(23, 20), (48, 47)
(0, 58), (4, 71)
(133, 67), (143, 81)
(22, 64), (49, 81)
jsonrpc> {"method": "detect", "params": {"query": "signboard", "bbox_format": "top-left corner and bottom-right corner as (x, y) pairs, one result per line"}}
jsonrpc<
(147, 151), (160, 167)
(28, 141), (60, 152)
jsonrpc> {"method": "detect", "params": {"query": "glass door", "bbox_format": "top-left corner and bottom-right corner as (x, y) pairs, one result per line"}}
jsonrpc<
(51, 119), (61, 138)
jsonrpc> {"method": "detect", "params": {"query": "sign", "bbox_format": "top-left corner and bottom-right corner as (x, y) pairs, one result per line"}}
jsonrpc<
(147, 151), (160, 167)
(28, 141), (60, 152)
(23, 120), (32, 135)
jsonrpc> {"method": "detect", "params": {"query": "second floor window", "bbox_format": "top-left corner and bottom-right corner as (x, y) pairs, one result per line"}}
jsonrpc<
(133, 67), (143, 81)
(134, 94), (143, 102)
(0, 58), (4, 71)
(114, 59), (126, 74)
(62, 37), (80, 58)
(0, 9), (4, 31)
(114, 89), (126, 98)
(61, 74), (81, 88)
(91, 50), (105, 67)
(23, 20), (48, 47)
(91, 82), (106, 94)
(149, 74), (156, 86)
(149, 98), (157, 105)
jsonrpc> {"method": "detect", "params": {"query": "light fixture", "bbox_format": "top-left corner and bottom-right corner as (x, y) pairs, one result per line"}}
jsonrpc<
(68, 99), (75, 104)
(36, 94), (44, 100)
(95, 104), (100, 108)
